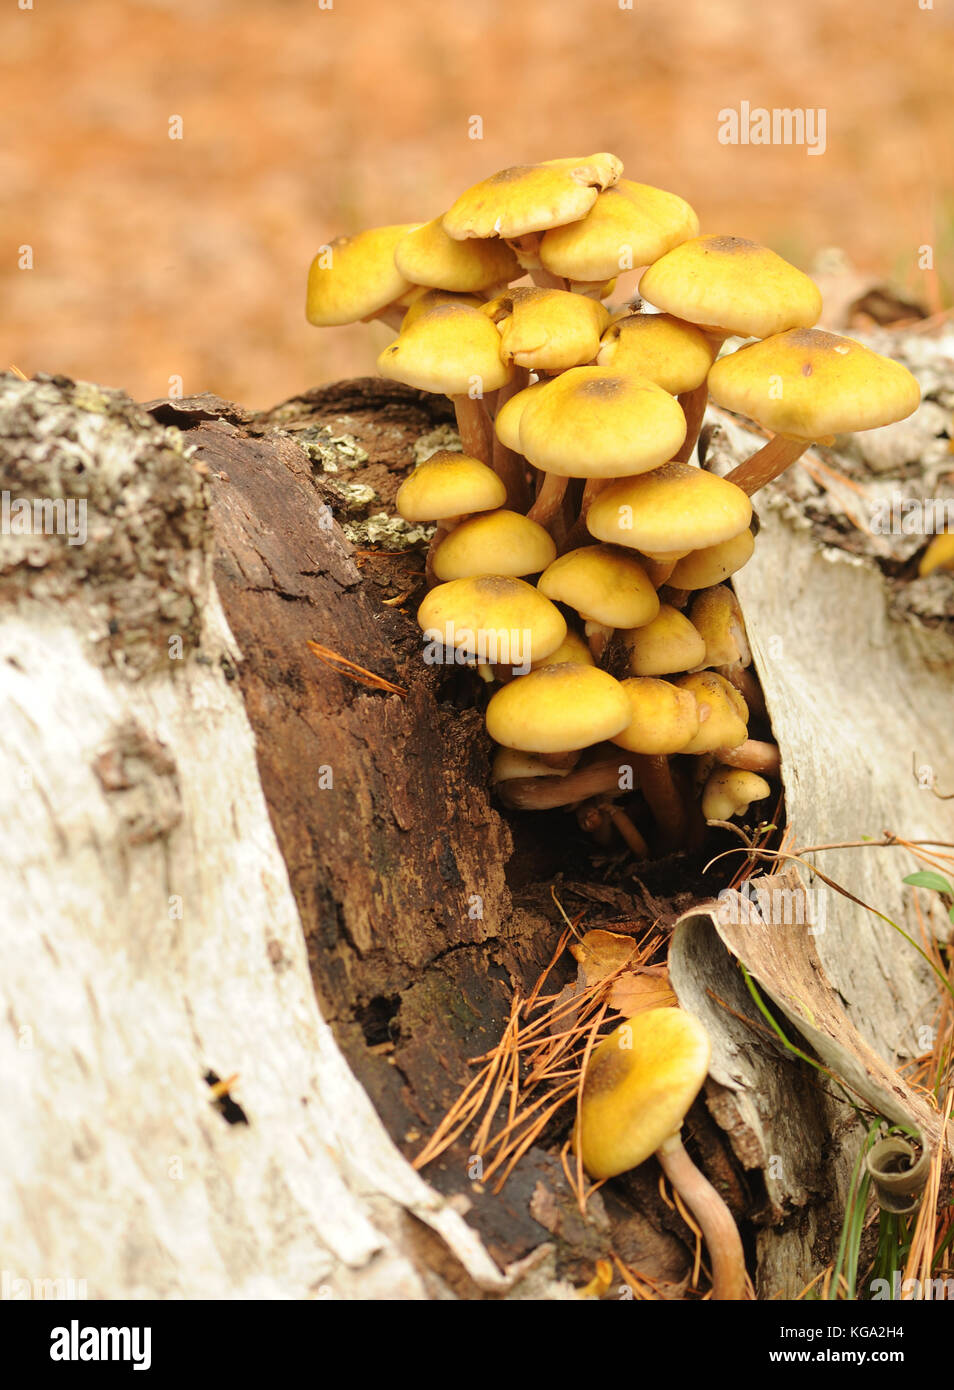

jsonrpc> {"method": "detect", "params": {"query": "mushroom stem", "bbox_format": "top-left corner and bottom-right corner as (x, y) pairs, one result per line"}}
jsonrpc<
(584, 620), (614, 661)
(497, 757), (632, 810)
(657, 1133), (747, 1301)
(673, 380), (709, 464)
(715, 738), (781, 775)
(527, 470), (570, 529)
(724, 434), (810, 497)
(604, 803), (650, 858)
(492, 371), (531, 512)
(368, 305), (407, 333)
(530, 266), (569, 291)
(451, 394), (494, 468)
(633, 754), (687, 845)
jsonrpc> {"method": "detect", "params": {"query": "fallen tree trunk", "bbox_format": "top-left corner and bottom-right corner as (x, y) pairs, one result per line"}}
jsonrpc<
(1, 360), (952, 1299)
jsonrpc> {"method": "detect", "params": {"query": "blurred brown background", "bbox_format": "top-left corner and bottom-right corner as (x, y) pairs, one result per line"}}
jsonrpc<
(2, 0), (952, 409)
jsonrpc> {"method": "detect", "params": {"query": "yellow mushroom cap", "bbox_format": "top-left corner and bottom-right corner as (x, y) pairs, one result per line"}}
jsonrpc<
(532, 629), (596, 669)
(707, 328), (922, 440)
(639, 235), (822, 340)
(919, 532), (954, 578)
(377, 301), (514, 396)
(674, 671), (749, 754)
(538, 544), (659, 628)
(517, 367), (687, 479)
(577, 1008), (711, 1180)
(394, 218), (520, 292)
(597, 313), (716, 395)
(396, 450), (506, 522)
(621, 604), (707, 676)
(400, 288), (484, 328)
(491, 748), (570, 784)
(702, 767), (771, 821)
(418, 576), (566, 665)
(432, 509), (557, 580)
(486, 663), (631, 753)
(586, 462), (752, 554)
(494, 381), (548, 452)
(306, 224), (420, 326)
(610, 677), (701, 754)
(688, 586), (751, 668)
(484, 288), (609, 372)
(443, 153), (624, 241)
(669, 529), (756, 590)
(539, 180), (699, 283)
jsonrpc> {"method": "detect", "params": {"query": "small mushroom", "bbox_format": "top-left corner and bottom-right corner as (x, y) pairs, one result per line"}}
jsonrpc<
(701, 767), (771, 821)
(609, 677), (699, 845)
(674, 671), (749, 755)
(485, 663), (631, 755)
(576, 1008), (746, 1301)
(418, 575), (566, 670)
(396, 449), (507, 581)
(597, 311), (716, 465)
(430, 508), (556, 581)
(586, 461), (752, 558)
(708, 328), (921, 496)
(305, 222), (422, 332)
(394, 218), (520, 293)
(639, 234), (823, 341)
(620, 604), (707, 677)
(539, 180), (699, 285)
(518, 366), (687, 531)
(538, 545), (659, 658)
(377, 300), (513, 484)
(668, 528), (756, 590)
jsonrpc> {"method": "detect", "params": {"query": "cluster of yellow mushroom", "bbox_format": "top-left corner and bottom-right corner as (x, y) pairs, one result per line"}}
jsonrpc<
(306, 153), (922, 859)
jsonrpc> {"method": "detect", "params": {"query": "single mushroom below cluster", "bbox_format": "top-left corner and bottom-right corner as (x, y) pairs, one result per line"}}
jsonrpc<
(576, 1008), (746, 1301)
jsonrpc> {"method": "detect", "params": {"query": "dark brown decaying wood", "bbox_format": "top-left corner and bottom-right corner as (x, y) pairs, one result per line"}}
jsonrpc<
(161, 378), (693, 1278)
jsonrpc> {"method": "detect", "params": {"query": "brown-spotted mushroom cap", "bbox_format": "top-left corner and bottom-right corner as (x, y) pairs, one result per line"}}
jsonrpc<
(418, 575), (566, 665)
(396, 450), (506, 522)
(586, 462), (752, 554)
(539, 180), (699, 283)
(483, 288), (609, 372)
(707, 328), (922, 440)
(597, 313), (716, 395)
(674, 671), (748, 754)
(394, 218), (520, 292)
(517, 367), (687, 478)
(442, 154), (623, 241)
(638, 235), (822, 340)
(486, 663), (631, 753)
(610, 678), (700, 755)
(306, 224), (421, 326)
(431, 509), (557, 580)
(702, 768), (771, 821)
(621, 605), (707, 676)
(576, 1008), (711, 1179)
